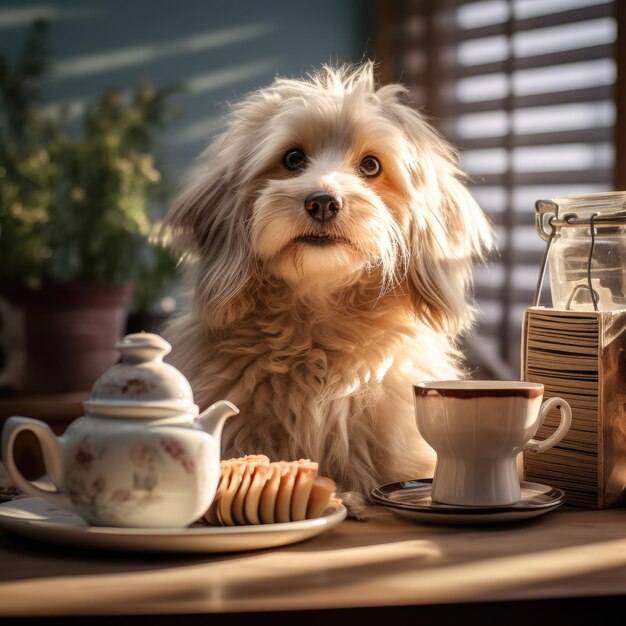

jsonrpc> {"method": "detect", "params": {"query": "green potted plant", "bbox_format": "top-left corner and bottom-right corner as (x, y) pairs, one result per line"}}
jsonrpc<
(0, 20), (180, 394)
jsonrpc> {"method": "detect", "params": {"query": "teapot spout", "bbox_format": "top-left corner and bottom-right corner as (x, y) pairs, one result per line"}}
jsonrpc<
(196, 400), (239, 439)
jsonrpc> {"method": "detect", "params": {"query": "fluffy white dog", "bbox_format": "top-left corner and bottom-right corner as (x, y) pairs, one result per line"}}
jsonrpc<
(162, 63), (493, 509)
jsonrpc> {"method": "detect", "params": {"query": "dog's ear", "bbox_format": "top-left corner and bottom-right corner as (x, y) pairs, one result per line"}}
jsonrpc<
(406, 168), (494, 335)
(378, 87), (494, 335)
(161, 135), (257, 330)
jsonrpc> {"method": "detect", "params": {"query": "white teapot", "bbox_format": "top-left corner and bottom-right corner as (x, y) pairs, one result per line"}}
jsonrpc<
(1, 332), (239, 528)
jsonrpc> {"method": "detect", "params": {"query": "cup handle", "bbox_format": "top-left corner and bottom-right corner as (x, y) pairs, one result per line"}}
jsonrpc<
(520, 397), (572, 454)
(1, 416), (71, 508)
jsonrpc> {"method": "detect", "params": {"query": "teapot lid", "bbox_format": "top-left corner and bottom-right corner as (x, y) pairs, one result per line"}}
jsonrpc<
(83, 332), (199, 419)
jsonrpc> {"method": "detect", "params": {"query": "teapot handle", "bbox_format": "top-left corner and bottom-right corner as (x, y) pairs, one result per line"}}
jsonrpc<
(1, 417), (71, 508)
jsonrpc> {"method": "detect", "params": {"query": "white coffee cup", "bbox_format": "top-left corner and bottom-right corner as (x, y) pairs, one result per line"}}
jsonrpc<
(414, 380), (572, 507)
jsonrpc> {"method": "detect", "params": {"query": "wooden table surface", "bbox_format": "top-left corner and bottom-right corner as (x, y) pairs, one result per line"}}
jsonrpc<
(1, 501), (626, 625)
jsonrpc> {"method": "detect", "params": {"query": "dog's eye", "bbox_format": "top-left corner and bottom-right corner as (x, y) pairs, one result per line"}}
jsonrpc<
(283, 149), (307, 171)
(358, 156), (381, 178)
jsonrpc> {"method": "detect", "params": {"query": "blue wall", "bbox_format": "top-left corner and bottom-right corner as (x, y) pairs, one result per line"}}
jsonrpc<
(0, 0), (374, 184)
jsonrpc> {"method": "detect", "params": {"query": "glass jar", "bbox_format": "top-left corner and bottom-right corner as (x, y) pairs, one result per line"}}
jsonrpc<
(535, 192), (626, 311)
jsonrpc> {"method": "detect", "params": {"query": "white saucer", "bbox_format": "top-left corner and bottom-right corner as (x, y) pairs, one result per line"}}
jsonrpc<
(371, 478), (565, 524)
(0, 497), (347, 553)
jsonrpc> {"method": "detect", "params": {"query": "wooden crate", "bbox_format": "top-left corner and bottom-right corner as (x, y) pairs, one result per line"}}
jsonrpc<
(521, 306), (626, 508)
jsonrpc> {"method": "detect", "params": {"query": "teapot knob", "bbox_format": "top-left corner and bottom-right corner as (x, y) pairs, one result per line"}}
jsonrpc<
(115, 332), (171, 364)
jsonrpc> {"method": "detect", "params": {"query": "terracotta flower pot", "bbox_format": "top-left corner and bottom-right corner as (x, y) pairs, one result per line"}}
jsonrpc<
(0, 282), (133, 394)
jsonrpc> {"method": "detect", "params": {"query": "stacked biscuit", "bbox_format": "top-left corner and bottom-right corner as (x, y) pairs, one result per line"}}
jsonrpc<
(202, 455), (337, 526)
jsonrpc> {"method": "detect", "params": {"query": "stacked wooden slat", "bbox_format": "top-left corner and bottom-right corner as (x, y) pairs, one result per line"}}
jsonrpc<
(521, 307), (626, 509)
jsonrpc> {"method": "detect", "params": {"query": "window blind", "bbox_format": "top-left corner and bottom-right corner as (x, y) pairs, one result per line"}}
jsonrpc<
(375, 0), (620, 377)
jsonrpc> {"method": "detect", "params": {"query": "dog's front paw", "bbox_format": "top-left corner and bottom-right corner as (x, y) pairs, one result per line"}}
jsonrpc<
(336, 491), (377, 521)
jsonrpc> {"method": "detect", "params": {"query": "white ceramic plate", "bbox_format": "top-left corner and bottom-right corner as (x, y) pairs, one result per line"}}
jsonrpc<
(0, 497), (347, 553)
(371, 478), (565, 525)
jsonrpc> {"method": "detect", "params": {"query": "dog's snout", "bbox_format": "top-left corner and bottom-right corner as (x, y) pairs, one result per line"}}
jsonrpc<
(304, 192), (342, 223)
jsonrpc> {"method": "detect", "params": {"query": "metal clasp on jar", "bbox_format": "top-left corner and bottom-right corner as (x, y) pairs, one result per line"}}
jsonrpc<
(533, 199), (626, 309)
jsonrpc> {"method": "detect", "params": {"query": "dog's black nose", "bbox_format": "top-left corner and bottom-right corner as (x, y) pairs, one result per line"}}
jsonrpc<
(304, 191), (342, 223)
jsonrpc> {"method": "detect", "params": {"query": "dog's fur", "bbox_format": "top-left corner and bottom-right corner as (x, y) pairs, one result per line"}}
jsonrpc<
(161, 63), (493, 507)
